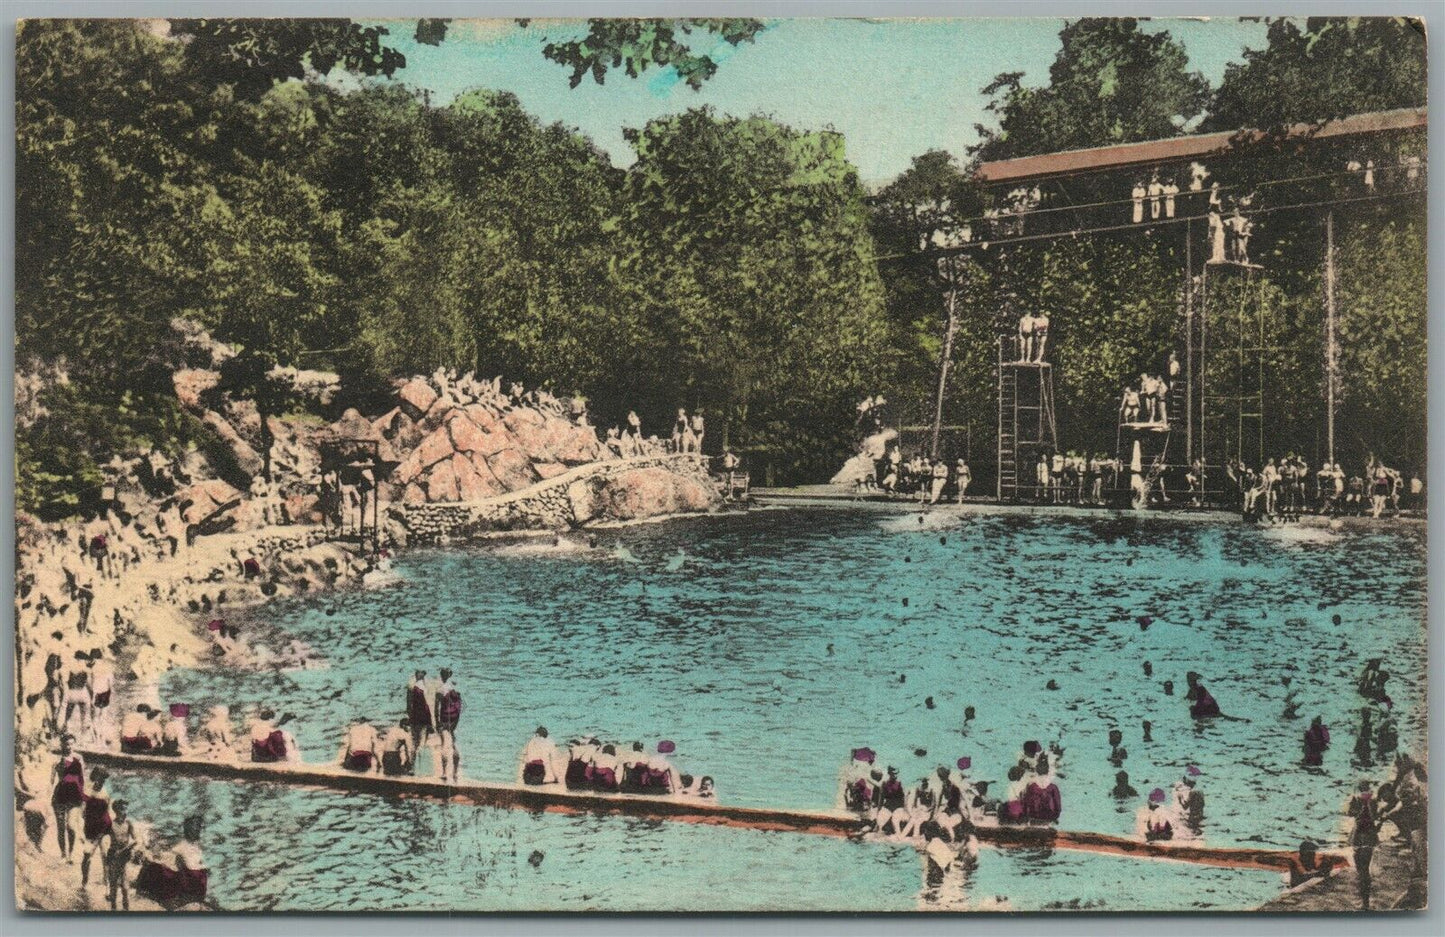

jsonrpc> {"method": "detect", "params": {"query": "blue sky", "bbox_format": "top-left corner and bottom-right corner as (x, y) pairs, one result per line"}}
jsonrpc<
(352, 17), (1271, 185)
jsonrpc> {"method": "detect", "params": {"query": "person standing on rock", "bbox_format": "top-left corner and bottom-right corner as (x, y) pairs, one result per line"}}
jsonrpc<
(625, 411), (644, 457)
(689, 411), (705, 454)
(434, 668), (463, 783)
(671, 409), (688, 453)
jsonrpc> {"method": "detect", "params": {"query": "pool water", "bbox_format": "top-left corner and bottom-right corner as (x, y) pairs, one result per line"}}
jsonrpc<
(115, 507), (1427, 911)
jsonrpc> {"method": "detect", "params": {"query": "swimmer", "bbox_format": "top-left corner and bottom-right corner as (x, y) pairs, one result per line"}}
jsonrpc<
(1111, 771), (1138, 799)
(519, 726), (561, 785)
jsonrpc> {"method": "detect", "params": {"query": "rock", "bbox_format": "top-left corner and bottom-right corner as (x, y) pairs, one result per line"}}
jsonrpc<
(453, 453), (503, 501)
(482, 446), (539, 491)
(177, 479), (244, 523)
(425, 458), (461, 502)
(198, 409), (264, 478)
(533, 461), (569, 480)
(567, 480), (599, 525)
(596, 467), (714, 521)
(172, 369), (220, 409)
(398, 378), (439, 420)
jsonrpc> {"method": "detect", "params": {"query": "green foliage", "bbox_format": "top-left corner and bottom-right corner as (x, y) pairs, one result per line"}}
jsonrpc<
(538, 18), (766, 90)
(1205, 17), (1427, 132)
(971, 18), (1209, 160)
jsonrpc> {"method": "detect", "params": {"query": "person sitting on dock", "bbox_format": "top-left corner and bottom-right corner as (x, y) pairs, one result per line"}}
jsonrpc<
(519, 726), (561, 785)
(381, 718), (414, 776)
(874, 766), (909, 836)
(643, 740), (682, 793)
(1137, 788), (1175, 842)
(249, 708), (298, 764)
(158, 704), (188, 757)
(434, 668), (463, 783)
(120, 704), (162, 754)
(565, 738), (597, 789)
(339, 719), (382, 773)
(199, 705), (235, 760)
(590, 744), (623, 793)
(900, 774), (937, 839)
(840, 747), (878, 813)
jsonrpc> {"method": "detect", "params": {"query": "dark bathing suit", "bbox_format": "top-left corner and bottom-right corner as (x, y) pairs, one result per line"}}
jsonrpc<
(52, 757), (85, 808)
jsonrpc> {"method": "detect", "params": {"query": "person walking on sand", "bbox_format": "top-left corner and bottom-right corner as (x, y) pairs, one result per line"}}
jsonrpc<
(434, 667), (463, 782)
(51, 735), (86, 863)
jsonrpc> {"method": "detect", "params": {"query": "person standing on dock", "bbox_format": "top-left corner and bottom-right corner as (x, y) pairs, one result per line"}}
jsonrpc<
(929, 459), (949, 504)
(434, 668), (463, 783)
(1035, 454), (1050, 502)
(406, 670), (435, 754)
(955, 459), (971, 504)
(1346, 780), (1381, 909)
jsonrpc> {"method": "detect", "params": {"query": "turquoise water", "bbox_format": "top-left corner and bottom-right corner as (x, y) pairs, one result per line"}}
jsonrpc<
(113, 507), (1427, 911)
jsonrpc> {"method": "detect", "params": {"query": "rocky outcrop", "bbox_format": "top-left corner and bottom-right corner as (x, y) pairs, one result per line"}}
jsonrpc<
(391, 454), (719, 544)
(830, 428), (898, 486)
(387, 376), (609, 507)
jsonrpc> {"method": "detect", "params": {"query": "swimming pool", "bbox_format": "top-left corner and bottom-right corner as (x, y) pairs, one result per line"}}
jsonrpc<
(114, 507), (1427, 910)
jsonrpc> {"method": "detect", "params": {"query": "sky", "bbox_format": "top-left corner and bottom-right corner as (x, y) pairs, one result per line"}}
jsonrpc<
(350, 17), (1273, 186)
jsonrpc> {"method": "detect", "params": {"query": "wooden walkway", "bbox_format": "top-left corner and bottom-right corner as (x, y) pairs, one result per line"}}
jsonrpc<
(85, 750), (1342, 874)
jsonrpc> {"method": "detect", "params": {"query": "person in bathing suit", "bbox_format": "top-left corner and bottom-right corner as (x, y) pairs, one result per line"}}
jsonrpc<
(519, 726), (561, 785)
(248, 707), (297, 763)
(51, 735), (86, 863)
(874, 766), (909, 835)
(120, 704), (162, 754)
(339, 719), (382, 773)
(101, 799), (139, 910)
(80, 767), (113, 887)
(434, 668), (463, 782)
(381, 718), (415, 776)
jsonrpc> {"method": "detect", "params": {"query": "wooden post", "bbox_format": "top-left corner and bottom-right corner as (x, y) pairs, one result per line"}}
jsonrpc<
(930, 258), (961, 460)
(1324, 209), (1337, 465)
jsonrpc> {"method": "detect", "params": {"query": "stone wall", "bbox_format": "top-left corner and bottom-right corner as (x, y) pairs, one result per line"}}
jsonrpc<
(391, 454), (718, 544)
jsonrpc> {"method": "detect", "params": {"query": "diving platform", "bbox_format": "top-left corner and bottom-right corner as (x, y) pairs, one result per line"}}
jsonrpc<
(84, 749), (1343, 875)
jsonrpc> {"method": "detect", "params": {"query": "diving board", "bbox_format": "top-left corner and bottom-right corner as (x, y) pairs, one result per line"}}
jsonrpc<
(83, 750), (1344, 875)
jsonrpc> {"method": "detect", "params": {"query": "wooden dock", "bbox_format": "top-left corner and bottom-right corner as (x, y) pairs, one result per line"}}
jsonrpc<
(84, 750), (1342, 875)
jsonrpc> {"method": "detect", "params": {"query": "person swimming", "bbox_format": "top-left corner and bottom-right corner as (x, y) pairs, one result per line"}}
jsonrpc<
(519, 726), (561, 785)
(1303, 715), (1331, 766)
(590, 744), (623, 793)
(1185, 671), (1222, 719)
(1111, 771), (1138, 799)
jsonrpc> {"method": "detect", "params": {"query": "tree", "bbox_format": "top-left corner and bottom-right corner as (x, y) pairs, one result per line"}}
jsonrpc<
(1205, 17), (1427, 132)
(971, 18), (1209, 161)
(617, 109), (890, 479)
(536, 18), (766, 90)
(871, 151), (989, 457)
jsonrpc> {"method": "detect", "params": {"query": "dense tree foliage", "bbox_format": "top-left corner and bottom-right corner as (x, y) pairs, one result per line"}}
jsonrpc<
(971, 18), (1209, 161)
(14, 16), (1428, 517)
(1204, 17), (1427, 132)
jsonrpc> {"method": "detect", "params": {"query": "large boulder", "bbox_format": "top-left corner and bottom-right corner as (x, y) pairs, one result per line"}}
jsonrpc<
(398, 378), (439, 421)
(482, 446), (539, 491)
(595, 467), (715, 521)
(177, 479), (244, 524)
(173, 369), (220, 409)
(453, 453), (504, 501)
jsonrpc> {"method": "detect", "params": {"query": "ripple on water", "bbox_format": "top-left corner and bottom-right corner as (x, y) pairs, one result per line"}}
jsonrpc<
(127, 509), (1424, 911)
